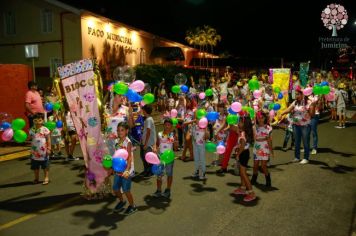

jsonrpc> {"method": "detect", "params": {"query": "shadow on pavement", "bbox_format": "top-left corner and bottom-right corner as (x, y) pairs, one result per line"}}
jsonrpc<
(308, 160), (355, 174)
(230, 193), (259, 207)
(0, 181), (34, 188)
(141, 195), (171, 215)
(253, 183), (279, 192)
(316, 148), (355, 158)
(82, 230), (110, 236)
(188, 183), (217, 196)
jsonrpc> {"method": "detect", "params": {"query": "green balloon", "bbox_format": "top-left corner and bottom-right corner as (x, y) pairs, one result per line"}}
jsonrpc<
(102, 155), (113, 169)
(205, 89), (213, 97)
(143, 93), (155, 104)
(313, 86), (322, 95)
(45, 121), (56, 131)
(53, 102), (61, 111)
(12, 118), (26, 131)
(226, 114), (239, 125)
(205, 141), (217, 153)
(14, 130), (27, 143)
(248, 79), (259, 91)
(160, 149), (175, 165)
(242, 106), (249, 111)
(251, 75), (258, 80)
(273, 87), (281, 94)
(114, 82), (129, 95)
(196, 109), (207, 119)
(171, 118), (178, 127)
(171, 85), (181, 94)
(249, 109), (256, 119)
(322, 86), (330, 95)
(268, 103), (275, 110)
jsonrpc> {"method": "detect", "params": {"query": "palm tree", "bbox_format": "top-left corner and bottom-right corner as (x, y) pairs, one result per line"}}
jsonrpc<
(204, 25), (221, 70)
(185, 29), (196, 68)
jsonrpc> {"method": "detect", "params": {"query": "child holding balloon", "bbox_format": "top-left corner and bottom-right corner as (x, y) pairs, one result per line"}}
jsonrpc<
(191, 117), (209, 180)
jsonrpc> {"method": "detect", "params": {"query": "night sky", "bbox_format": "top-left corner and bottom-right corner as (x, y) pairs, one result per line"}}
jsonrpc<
(60, 0), (355, 61)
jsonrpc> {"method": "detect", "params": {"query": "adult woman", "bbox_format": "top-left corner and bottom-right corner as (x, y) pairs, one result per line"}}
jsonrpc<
(25, 81), (45, 128)
(157, 80), (168, 111)
(279, 86), (316, 164)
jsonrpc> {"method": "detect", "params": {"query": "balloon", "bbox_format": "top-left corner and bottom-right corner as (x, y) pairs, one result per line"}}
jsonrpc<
(252, 75), (258, 80)
(53, 102), (61, 111)
(45, 121), (56, 131)
(0, 122), (11, 130)
(180, 85), (189, 93)
(253, 105), (259, 112)
(199, 92), (206, 100)
(171, 118), (178, 127)
(126, 89), (143, 102)
(249, 109), (256, 119)
(196, 109), (207, 119)
(205, 141), (217, 152)
(160, 149), (175, 165)
(174, 73), (187, 85)
(152, 164), (164, 176)
(248, 79), (259, 91)
(228, 107), (237, 115)
(206, 112), (219, 122)
(278, 92), (283, 99)
(172, 85), (181, 94)
(45, 103), (53, 112)
(273, 87), (281, 94)
(313, 86), (322, 95)
(322, 86), (330, 95)
(216, 145), (226, 154)
(2, 128), (13, 141)
(217, 141), (225, 146)
(205, 89), (213, 97)
(231, 102), (242, 113)
(170, 109), (178, 118)
(143, 93), (155, 104)
(56, 120), (63, 128)
(13, 130), (27, 143)
(145, 152), (160, 165)
(268, 103), (275, 110)
(129, 80), (145, 92)
(242, 106), (249, 111)
(113, 149), (129, 160)
(269, 110), (275, 119)
(253, 90), (262, 99)
(303, 87), (313, 96)
(112, 157), (127, 172)
(102, 154), (113, 169)
(198, 117), (208, 128)
(320, 81), (329, 86)
(226, 114), (239, 125)
(12, 118), (26, 131)
(114, 82), (129, 95)
(273, 103), (281, 111)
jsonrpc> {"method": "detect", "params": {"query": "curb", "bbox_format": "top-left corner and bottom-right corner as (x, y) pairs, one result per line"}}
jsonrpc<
(0, 150), (30, 162)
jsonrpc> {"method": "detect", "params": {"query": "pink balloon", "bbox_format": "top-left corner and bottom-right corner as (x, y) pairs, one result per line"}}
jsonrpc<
(253, 105), (259, 112)
(170, 109), (178, 118)
(198, 117), (208, 128)
(269, 110), (275, 119)
(231, 102), (242, 112)
(253, 90), (262, 99)
(145, 152), (160, 165)
(2, 128), (13, 141)
(216, 145), (226, 154)
(303, 87), (313, 96)
(129, 80), (145, 92)
(113, 149), (128, 160)
(199, 92), (206, 100)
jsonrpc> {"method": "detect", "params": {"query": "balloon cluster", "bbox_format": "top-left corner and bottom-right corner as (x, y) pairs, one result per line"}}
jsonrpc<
(45, 102), (61, 112)
(145, 150), (175, 175)
(102, 148), (129, 172)
(113, 80), (155, 105)
(1, 118), (27, 143)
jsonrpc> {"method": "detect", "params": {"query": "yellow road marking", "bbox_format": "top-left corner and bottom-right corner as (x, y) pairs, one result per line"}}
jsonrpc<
(0, 150), (30, 162)
(0, 195), (80, 231)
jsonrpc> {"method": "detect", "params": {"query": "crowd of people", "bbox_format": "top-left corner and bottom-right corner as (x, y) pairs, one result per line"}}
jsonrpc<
(23, 68), (355, 214)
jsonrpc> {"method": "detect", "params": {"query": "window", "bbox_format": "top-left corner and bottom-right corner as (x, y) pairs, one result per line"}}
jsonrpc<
(3, 11), (16, 35)
(139, 48), (146, 64)
(50, 58), (62, 77)
(41, 9), (53, 33)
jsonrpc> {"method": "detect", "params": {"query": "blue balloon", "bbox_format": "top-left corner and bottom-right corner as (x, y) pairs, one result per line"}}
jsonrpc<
(206, 112), (219, 121)
(152, 164), (164, 176)
(320, 81), (329, 86)
(228, 107), (237, 115)
(278, 92), (283, 99)
(0, 122), (11, 130)
(126, 89), (143, 102)
(217, 141), (225, 147)
(180, 85), (189, 93)
(273, 103), (281, 111)
(56, 120), (63, 128)
(112, 157), (127, 172)
(45, 103), (53, 112)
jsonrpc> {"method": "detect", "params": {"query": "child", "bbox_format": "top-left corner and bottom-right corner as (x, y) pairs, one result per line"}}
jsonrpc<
(191, 118), (209, 180)
(65, 111), (79, 161)
(251, 112), (273, 187)
(140, 105), (156, 177)
(29, 113), (51, 185)
(112, 122), (137, 215)
(213, 103), (227, 166)
(233, 115), (256, 202)
(152, 119), (178, 198)
(281, 113), (295, 151)
(167, 93), (175, 111)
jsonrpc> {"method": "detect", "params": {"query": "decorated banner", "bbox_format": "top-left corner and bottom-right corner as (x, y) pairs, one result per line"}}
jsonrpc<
(269, 68), (291, 118)
(58, 59), (109, 195)
(299, 62), (309, 88)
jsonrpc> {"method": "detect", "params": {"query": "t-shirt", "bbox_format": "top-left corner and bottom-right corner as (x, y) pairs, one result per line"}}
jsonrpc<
(142, 116), (156, 147)
(25, 90), (45, 114)
(191, 124), (206, 145)
(291, 100), (311, 126)
(107, 106), (128, 137)
(158, 131), (175, 154)
(66, 112), (75, 131)
(30, 126), (50, 160)
(219, 82), (228, 94)
(335, 89), (348, 108)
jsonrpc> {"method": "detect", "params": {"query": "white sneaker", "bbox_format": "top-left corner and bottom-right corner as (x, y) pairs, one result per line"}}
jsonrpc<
(335, 125), (343, 129)
(292, 158), (300, 163)
(311, 149), (317, 155)
(300, 159), (309, 164)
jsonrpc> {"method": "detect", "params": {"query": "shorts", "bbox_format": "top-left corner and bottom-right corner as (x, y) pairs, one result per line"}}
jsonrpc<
(68, 130), (76, 136)
(112, 174), (132, 193)
(238, 149), (250, 168)
(51, 136), (61, 145)
(337, 107), (346, 116)
(157, 163), (174, 177)
(31, 159), (50, 170)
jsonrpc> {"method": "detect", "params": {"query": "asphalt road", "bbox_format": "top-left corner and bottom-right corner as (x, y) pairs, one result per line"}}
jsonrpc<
(0, 120), (355, 236)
